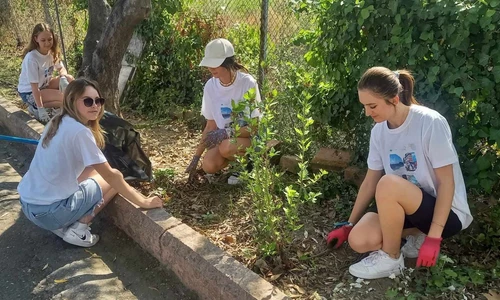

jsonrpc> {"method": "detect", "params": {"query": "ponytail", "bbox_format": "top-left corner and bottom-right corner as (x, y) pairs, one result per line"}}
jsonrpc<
(358, 67), (419, 106)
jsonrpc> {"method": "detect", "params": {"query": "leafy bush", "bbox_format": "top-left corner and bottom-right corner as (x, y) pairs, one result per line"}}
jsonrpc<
(299, 0), (500, 194)
(125, 1), (216, 116)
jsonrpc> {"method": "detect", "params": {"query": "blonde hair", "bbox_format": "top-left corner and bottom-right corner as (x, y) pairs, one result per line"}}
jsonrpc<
(358, 66), (419, 106)
(22, 22), (62, 64)
(42, 78), (106, 149)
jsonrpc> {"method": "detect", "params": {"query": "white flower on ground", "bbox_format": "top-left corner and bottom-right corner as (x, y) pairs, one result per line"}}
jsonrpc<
(389, 273), (397, 279)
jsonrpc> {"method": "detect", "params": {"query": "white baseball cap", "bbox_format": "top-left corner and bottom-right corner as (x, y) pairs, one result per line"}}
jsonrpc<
(199, 38), (235, 68)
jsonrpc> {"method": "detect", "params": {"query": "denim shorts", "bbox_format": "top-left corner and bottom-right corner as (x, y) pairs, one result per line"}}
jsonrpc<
(20, 178), (103, 231)
(19, 92), (36, 108)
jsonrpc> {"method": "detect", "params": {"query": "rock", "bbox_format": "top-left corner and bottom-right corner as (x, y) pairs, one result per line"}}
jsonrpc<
(310, 147), (352, 171)
(279, 155), (300, 173)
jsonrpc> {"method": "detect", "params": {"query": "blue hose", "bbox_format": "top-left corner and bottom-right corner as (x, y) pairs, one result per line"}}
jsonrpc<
(0, 135), (39, 145)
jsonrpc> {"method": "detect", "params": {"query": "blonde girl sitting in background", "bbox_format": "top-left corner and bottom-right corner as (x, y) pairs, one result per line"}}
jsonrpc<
(17, 22), (74, 123)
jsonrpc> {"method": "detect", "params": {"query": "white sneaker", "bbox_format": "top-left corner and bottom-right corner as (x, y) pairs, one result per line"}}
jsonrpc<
(401, 232), (426, 258)
(227, 172), (240, 185)
(51, 228), (66, 238)
(62, 222), (99, 247)
(349, 250), (405, 279)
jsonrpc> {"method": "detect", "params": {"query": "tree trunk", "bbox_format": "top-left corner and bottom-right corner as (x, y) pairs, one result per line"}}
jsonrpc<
(0, 0), (24, 47)
(41, 0), (53, 27)
(79, 0), (111, 77)
(84, 0), (151, 115)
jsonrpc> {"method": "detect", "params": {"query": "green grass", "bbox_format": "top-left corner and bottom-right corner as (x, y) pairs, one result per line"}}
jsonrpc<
(0, 50), (22, 101)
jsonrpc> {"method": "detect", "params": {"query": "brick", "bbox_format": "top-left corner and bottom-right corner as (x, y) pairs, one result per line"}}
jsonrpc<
(344, 166), (366, 187)
(160, 224), (288, 300)
(310, 147), (352, 171)
(279, 155), (300, 173)
(103, 196), (182, 262)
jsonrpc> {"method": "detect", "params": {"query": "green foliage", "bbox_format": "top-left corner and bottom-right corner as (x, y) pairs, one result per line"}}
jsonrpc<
(232, 88), (326, 257)
(460, 199), (500, 251)
(226, 23), (261, 76)
(386, 255), (499, 299)
(314, 172), (358, 220)
(125, 1), (214, 116)
(232, 88), (284, 257)
(299, 0), (500, 194)
(153, 168), (176, 194)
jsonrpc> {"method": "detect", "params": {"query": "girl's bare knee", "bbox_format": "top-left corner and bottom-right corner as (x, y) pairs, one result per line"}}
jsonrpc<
(375, 174), (401, 202)
(218, 141), (234, 159)
(202, 160), (221, 174)
(349, 229), (381, 253)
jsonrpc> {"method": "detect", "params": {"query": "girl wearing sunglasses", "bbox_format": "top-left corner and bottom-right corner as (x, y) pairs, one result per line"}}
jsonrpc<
(18, 78), (162, 247)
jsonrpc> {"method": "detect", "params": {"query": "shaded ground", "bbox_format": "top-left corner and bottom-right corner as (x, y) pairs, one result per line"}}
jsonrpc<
(0, 126), (197, 300)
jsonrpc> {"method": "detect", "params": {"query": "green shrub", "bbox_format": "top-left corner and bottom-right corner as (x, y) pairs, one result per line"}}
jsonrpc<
(299, 0), (500, 195)
(125, 1), (215, 116)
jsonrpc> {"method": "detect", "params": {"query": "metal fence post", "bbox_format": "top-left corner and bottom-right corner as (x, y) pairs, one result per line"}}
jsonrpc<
(259, 0), (269, 98)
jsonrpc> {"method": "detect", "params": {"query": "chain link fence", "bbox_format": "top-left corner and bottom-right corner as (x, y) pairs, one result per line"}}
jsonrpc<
(187, 0), (315, 86)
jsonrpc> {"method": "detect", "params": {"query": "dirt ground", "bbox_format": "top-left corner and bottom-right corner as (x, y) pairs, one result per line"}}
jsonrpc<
(123, 113), (411, 300)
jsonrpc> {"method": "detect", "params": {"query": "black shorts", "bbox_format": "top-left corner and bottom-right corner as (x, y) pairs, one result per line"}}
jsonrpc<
(367, 189), (462, 239)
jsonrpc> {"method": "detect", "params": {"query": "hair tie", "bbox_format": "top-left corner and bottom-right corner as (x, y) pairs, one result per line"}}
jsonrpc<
(394, 71), (400, 79)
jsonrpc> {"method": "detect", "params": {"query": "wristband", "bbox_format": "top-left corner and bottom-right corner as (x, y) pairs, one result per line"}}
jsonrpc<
(334, 221), (353, 228)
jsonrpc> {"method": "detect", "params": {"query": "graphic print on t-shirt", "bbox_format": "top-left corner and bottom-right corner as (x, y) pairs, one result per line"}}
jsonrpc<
(221, 106), (232, 120)
(389, 147), (421, 187)
(41, 65), (54, 89)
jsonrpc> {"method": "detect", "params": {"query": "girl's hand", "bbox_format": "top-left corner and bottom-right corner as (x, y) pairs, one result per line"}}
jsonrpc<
(185, 155), (201, 181)
(140, 196), (163, 209)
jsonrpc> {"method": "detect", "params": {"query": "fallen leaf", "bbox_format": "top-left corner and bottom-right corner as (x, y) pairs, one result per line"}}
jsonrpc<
(223, 235), (236, 244)
(84, 249), (101, 258)
(268, 273), (282, 281)
(54, 279), (67, 284)
(287, 284), (306, 294)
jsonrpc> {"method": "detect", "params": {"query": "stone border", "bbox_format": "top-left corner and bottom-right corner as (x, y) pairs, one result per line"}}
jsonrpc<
(0, 96), (289, 300)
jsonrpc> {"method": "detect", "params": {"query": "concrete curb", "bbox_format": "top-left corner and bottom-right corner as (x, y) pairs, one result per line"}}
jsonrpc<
(0, 96), (289, 300)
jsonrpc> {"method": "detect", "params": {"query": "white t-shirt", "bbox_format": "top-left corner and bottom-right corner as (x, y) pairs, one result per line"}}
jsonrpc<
(18, 116), (107, 205)
(17, 50), (63, 93)
(367, 105), (473, 230)
(201, 71), (262, 129)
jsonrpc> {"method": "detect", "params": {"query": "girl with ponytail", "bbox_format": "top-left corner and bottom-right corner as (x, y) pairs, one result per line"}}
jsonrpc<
(326, 67), (472, 279)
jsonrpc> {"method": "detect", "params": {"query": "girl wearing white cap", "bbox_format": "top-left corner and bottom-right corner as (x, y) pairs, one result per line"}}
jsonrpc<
(185, 38), (262, 184)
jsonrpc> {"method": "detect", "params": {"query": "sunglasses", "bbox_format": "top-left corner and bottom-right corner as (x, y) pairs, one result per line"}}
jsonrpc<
(81, 97), (105, 107)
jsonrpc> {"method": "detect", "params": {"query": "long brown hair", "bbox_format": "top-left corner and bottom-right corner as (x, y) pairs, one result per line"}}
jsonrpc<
(42, 78), (105, 149)
(358, 66), (419, 106)
(22, 23), (62, 64)
(220, 56), (249, 74)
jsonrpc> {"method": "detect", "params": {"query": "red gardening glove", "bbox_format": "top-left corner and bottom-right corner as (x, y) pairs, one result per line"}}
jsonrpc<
(416, 236), (442, 267)
(326, 225), (353, 249)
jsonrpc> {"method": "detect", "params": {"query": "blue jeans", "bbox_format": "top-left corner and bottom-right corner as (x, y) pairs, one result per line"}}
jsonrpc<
(20, 178), (103, 231)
